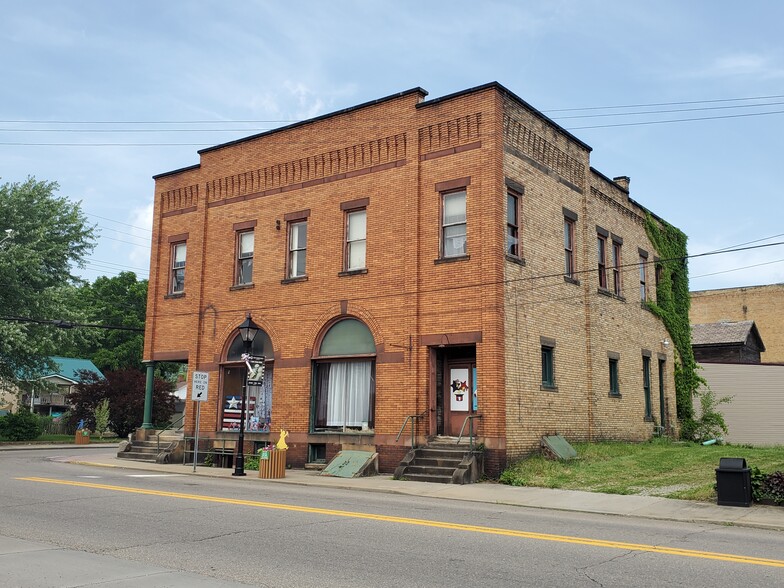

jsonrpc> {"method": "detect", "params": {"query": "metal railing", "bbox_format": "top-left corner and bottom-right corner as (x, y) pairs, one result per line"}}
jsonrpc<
(156, 414), (185, 453)
(456, 414), (482, 451)
(396, 409), (428, 449)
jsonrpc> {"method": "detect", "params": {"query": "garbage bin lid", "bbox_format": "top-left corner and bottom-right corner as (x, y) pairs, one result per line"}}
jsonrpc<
(718, 457), (747, 470)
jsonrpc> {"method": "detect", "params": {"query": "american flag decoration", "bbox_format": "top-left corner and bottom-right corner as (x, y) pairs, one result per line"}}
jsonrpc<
(221, 395), (256, 431)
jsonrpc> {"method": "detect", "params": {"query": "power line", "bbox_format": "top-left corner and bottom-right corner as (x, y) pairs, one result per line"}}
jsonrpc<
(567, 109), (784, 130)
(542, 93), (784, 113)
(553, 100), (784, 120)
(85, 212), (152, 233)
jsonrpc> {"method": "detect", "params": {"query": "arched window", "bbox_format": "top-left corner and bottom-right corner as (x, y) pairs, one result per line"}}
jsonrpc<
(313, 318), (376, 432)
(220, 330), (274, 433)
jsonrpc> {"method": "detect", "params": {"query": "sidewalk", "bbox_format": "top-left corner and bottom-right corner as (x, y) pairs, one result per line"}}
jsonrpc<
(9, 444), (784, 532)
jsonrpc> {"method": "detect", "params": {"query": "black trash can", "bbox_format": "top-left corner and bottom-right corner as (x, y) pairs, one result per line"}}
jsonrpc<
(715, 457), (752, 507)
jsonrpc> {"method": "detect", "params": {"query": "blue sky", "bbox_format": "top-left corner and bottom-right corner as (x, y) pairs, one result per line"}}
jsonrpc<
(2, 1), (782, 291)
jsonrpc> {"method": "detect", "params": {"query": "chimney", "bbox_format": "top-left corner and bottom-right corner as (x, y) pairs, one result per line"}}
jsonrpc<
(613, 176), (630, 192)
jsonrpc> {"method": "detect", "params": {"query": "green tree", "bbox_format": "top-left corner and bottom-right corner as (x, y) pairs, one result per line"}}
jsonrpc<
(0, 178), (95, 382)
(67, 369), (174, 438)
(93, 398), (110, 439)
(58, 272), (147, 372)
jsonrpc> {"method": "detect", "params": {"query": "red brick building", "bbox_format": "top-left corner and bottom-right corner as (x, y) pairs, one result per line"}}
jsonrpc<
(144, 82), (678, 476)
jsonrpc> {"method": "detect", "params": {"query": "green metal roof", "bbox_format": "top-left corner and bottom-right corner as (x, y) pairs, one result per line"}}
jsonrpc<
(42, 357), (105, 383)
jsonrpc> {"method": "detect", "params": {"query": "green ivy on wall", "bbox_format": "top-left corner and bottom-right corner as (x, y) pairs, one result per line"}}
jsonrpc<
(643, 214), (702, 424)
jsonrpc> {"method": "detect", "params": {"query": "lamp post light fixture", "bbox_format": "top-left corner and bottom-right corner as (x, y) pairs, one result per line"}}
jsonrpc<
(233, 313), (259, 476)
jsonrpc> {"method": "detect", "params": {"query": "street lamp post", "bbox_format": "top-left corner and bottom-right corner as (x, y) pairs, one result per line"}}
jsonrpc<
(233, 313), (259, 476)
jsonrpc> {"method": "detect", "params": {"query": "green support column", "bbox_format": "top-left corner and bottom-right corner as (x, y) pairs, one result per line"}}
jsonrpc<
(141, 361), (156, 429)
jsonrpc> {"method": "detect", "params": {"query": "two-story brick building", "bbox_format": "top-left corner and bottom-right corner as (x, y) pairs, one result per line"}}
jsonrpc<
(143, 82), (678, 477)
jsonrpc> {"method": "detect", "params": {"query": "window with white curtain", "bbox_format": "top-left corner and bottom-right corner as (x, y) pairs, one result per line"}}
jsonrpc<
(313, 319), (376, 432)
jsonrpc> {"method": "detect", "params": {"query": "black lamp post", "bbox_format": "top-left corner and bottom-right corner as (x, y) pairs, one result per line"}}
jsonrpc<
(233, 313), (259, 476)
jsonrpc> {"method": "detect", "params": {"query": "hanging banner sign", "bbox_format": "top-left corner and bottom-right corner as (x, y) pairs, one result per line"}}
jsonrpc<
(244, 354), (266, 385)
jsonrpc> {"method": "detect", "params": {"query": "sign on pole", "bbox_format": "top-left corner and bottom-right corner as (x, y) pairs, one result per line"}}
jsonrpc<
(245, 355), (265, 386)
(192, 371), (209, 402)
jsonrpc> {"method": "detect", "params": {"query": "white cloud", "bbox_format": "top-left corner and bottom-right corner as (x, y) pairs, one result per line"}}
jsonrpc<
(686, 53), (784, 80)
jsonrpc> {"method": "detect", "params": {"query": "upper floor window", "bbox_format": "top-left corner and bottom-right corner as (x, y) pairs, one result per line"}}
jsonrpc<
(236, 230), (254, 285)
(612, 239), (622, 296)
(170, 242), (186, 294)
(442, 190), (467, 258)
(597, 233), (608, 289)
(288, 220), (307, 278)
(345, 209), (367, 271)
(564, 218), (575, 278)
(507, 190), (520, 257)
(639, 250), (648, 302)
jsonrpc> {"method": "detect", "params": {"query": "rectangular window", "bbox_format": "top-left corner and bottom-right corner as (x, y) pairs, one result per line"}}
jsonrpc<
(541, 346), (555, 388)
(639, 255), (647, 301)
(236, 230), (254, 285)
(170, 242), (186, 294)
(564, 218), (575, 278)
(442, 190), (467, 258)
(314, 360), (375, 431)
(288, 220), (307, 278)
(507, 191), (520, 257)
(597, 234), (607, 289)
(609, 357), (620, 396)
(345, 209), (367, 271)
(643, 355), (652, 418)
(612, 240), (622, 296)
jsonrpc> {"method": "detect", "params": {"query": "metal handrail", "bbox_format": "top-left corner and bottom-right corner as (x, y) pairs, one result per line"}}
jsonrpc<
(396, 409), (428, 448)
(456, 414), (482, 451)
(156, 413), (185, 453)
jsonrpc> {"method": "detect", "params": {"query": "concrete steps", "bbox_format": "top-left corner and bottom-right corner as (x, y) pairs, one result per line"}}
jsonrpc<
(117, 431), (184, 464)
(394, 442), (483, 484)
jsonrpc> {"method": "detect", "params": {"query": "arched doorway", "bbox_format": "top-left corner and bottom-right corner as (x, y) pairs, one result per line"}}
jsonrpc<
(312, 318), (376, 432)
(219, 329), (274, 433)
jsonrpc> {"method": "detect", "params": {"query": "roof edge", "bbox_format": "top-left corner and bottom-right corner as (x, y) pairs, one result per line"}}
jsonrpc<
(196, 86), (428, 156)
(153, 163), (201, 181)
(417, 81), (592, 152)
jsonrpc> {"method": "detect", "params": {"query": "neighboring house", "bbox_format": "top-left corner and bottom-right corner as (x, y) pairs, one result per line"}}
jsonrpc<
(143, 82), (679, 477)
(21, 357), (104, 417)
(696, 363), (784, 446)
(691, 321), (766, 364)
(691, 284), (784, 364)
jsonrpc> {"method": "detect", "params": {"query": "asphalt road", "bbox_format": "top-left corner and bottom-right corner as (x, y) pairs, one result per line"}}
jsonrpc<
(1, 447), (783, 587)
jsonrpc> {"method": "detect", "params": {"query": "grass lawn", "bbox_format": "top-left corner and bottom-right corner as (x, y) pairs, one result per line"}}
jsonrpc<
(500, 438), (784, 501)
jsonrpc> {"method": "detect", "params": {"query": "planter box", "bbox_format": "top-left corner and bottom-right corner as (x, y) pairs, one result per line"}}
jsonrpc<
(258, 449), (286, 479)
(75, 430), (90, 445)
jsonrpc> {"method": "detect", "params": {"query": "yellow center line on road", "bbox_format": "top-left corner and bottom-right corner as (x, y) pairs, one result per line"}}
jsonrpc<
(18, 476), (784, 569)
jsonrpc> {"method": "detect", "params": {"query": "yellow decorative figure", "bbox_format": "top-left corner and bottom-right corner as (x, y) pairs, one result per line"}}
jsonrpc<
(276, 429), (289, 450)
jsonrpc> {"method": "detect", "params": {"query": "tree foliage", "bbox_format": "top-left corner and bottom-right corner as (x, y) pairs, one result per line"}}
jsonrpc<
(67, 369), (174, 438)
(93, 398), (110, 439)
(57, 272), (148, 372)
(0, 178), (95, 382)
